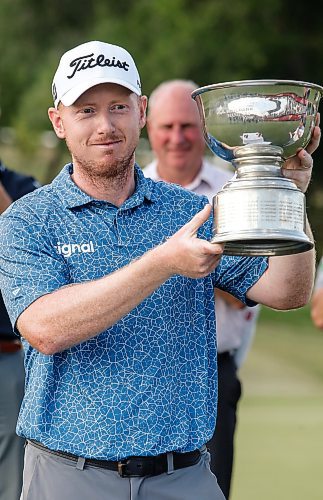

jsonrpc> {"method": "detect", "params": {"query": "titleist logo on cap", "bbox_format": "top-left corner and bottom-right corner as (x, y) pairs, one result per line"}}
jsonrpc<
(67, 52), (130, 79)
(52, 40), (142, 107)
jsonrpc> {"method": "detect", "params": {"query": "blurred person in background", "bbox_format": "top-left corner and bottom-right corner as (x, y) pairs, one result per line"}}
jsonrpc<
(144, 79), (262, 499)
(0, 158), (40, 500)
(310, 256), (323, 328)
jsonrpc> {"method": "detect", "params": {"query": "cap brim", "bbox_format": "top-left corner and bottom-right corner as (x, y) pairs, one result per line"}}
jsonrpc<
(58, 77), (141, 107)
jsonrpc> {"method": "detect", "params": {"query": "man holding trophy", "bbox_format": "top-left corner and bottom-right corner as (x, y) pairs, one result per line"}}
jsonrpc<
(0, 40), (321, 500)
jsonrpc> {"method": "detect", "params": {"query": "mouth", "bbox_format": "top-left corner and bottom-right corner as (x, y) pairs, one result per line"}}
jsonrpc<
(93, 139), (122, 145)
(168, 144), (191, 152)
(92, 135), (123, 144)
(168, 148), (190, 155)
(92, 140), (123, 150)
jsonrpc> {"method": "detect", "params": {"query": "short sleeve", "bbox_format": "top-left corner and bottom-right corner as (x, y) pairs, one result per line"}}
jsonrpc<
(213, 254), (268, 306)
(0, 212), (70, 332)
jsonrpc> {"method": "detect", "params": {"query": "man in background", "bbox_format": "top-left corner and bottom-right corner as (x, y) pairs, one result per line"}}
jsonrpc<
(311, 256), (323, 328)
(145, 79), (260, 498)
(0, 160), (40, 500)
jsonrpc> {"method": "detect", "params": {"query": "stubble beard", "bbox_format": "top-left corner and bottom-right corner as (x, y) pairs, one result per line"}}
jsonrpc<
(69, 143), (137, 193)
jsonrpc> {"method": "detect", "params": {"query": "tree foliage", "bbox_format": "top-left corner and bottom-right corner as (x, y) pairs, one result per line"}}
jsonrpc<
(1, 0), (323, 133)
(1, 0), (323, 244)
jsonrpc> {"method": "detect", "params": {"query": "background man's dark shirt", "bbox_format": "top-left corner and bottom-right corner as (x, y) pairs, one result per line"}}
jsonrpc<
(0, 161), (40, 339)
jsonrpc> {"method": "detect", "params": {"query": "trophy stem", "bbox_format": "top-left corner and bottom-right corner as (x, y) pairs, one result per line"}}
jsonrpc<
(232, 144), (284, 178)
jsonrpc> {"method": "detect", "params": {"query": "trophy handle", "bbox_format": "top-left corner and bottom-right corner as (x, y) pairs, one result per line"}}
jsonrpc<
(207, 134), (235, 163)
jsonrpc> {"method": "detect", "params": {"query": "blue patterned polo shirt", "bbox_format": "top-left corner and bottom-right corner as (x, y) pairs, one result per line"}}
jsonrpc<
(0, 164), (267, 460)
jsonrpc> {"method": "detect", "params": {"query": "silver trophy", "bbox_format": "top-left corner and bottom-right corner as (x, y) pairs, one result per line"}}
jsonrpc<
(192, 79), (323, 256)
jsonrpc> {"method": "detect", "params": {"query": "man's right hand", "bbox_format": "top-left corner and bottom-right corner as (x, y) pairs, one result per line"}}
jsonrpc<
(158, 205), (224, 279)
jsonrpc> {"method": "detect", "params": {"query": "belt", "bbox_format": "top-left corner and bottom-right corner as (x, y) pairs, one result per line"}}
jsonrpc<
(29, 440), (201, 477)
(0, 339), (22, 353)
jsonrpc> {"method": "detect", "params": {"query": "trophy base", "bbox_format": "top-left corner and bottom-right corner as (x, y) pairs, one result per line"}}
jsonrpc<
(211, 237), (314, 257)
(211, 160), (313, 256)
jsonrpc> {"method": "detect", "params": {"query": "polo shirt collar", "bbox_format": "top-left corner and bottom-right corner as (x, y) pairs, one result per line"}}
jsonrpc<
(52, 163), (154, 209)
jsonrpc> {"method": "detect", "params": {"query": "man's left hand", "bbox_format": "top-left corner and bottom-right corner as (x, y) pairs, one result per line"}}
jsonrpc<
(281, 114), (321, 193)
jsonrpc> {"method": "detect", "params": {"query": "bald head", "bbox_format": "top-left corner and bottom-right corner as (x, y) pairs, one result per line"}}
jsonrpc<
(147, 80), (206, 185)
(148, 80), (199, 118)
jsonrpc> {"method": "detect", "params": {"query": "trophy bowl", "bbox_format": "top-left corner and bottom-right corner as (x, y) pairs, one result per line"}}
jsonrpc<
(192, 79), (323, 256)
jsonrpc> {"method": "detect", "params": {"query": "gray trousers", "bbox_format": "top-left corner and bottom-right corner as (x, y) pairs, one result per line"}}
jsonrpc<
(0, 350), (25, 500)
(21, 441), (226, 500)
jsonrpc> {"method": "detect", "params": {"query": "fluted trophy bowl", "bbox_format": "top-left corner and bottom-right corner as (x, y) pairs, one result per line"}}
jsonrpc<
(192, 79), (323, 256)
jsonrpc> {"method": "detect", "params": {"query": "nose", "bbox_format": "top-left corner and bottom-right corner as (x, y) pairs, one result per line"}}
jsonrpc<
(170, 125), (186, 144)
(97, 112), (116, 134)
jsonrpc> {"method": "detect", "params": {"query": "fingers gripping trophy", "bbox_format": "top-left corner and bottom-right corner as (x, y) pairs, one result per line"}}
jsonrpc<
(192, 80), (323, 256)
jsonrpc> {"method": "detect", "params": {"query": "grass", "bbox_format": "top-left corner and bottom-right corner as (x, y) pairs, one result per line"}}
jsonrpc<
(230, 306), (323, 500)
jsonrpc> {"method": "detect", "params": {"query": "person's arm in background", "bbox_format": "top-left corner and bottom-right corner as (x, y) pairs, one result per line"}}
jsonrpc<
(0, 181), (13, 213)
(0, 162), (40, 212)
(311, 257), (323, 328)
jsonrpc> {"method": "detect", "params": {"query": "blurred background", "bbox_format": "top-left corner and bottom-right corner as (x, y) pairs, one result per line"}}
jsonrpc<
(231, 305), (323, 500)
(1, 0), (323, 253)
(1, 0), (323, 498)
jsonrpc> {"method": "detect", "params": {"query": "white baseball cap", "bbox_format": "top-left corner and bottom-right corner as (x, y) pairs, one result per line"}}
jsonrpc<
(51, 41), (142, 108)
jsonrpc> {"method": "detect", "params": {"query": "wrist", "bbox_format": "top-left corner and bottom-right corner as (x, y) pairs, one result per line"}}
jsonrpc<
(150, 240), (175, 280)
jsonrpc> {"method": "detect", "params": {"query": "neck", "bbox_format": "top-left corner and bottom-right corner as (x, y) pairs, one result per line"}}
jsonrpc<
(71, 164), (136, 207)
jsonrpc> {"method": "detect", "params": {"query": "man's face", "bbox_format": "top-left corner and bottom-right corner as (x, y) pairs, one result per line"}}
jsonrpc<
(147, 86), (205, 175)
(49, 83), (147, 180)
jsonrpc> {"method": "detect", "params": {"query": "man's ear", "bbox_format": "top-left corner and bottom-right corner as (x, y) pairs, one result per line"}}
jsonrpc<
(139, 95), (148, 129)
(48, 107), (66, 139)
